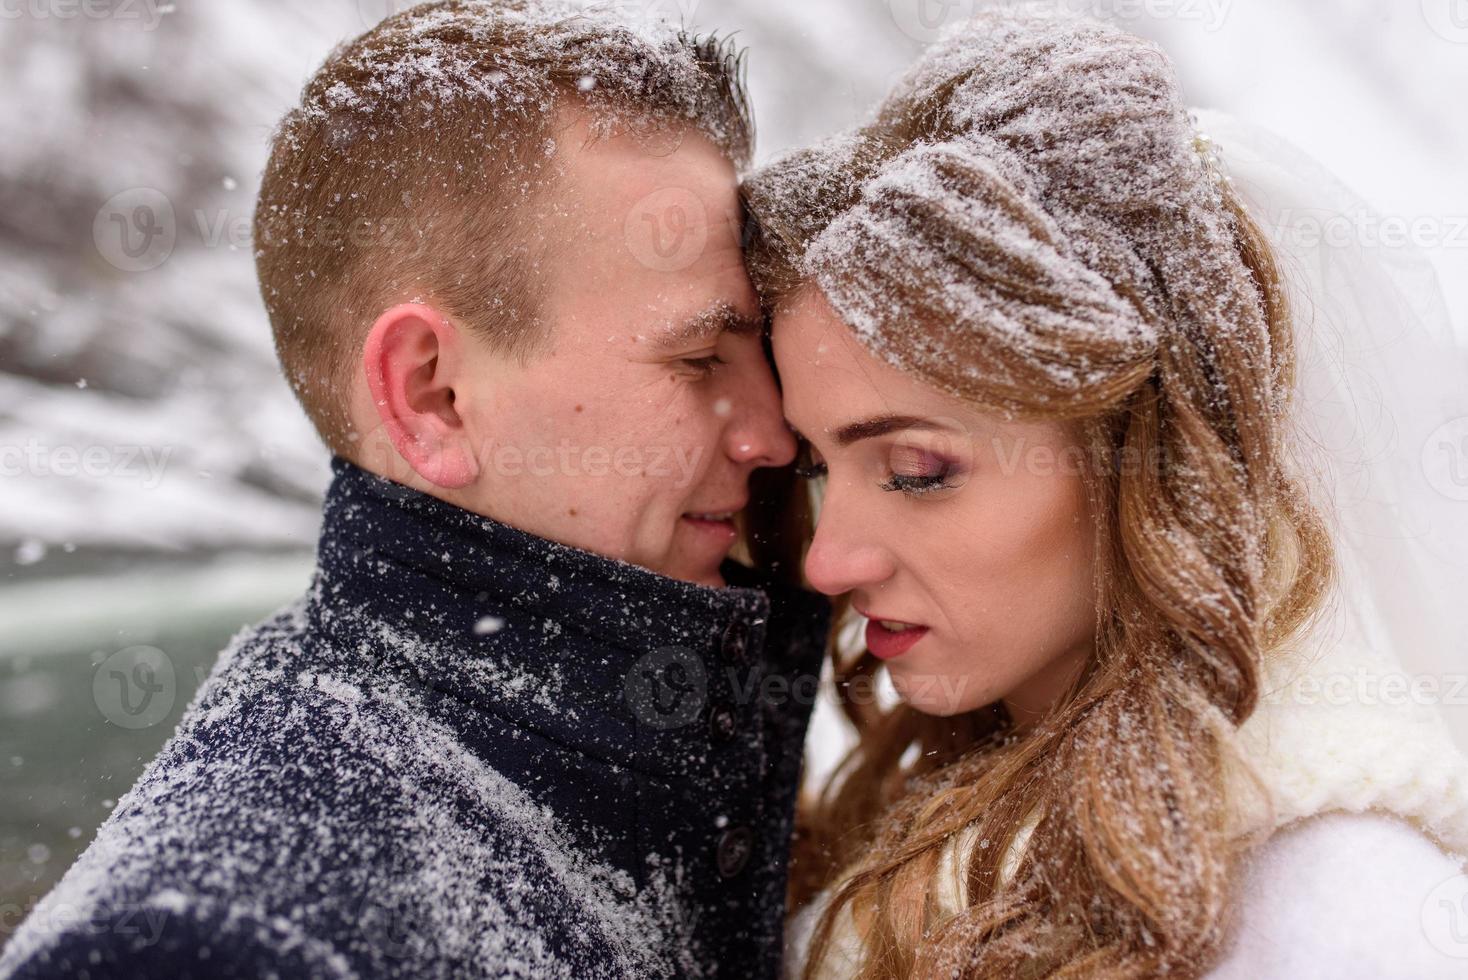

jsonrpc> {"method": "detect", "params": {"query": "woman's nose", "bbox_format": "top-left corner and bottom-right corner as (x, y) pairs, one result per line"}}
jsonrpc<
(802, 492), (895, 596)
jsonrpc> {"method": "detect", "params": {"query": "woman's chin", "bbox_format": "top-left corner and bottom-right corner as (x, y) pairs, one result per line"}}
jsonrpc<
(889, 665), (986, 717)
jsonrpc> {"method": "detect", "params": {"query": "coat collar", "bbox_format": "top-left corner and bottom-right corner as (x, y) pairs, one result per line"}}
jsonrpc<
(306, 457), (830, 778)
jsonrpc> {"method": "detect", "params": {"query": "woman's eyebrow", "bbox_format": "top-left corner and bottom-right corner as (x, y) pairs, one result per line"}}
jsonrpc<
(791, 414), (957, 450)
(834, 414), (951, 448)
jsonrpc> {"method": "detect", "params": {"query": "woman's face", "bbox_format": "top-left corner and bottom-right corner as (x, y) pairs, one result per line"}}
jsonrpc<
(773, 288), (1099, 721)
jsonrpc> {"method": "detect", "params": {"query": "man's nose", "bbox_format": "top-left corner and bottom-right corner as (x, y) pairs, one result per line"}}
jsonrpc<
(724, 360), (797, 468)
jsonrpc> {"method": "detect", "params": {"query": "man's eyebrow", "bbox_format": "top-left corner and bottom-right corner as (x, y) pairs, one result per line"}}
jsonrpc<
(648, 303), (762, 351)
(791, 414), (957, 450)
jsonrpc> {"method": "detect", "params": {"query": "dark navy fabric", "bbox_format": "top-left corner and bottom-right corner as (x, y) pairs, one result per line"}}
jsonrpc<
(0, 458), (830, 980)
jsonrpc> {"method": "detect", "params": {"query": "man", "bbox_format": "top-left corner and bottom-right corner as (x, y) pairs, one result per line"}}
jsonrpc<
(0, 3), (827, 977)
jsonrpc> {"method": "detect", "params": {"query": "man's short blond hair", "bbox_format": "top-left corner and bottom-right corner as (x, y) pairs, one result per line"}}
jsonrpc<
(254, 0), (752, 453)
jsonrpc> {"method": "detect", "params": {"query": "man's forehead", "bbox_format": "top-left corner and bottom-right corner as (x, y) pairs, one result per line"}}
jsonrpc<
(525, 108), (758, 340)
(550, 117), (739, 227)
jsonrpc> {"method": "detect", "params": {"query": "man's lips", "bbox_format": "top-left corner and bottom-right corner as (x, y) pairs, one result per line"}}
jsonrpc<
(682, 498), (746, 522)
(854, 604), (930, 660)
(681, 501), (745, 543)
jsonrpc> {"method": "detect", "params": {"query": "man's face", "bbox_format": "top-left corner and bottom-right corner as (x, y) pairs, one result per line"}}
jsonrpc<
(441, 116), (796, 587)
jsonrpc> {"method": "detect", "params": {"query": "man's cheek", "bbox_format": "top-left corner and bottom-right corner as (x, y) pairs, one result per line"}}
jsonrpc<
(672, 446), (705, 489)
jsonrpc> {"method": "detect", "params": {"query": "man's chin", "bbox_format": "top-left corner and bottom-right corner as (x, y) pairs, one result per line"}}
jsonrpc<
(663, 560), (726, 589)
(666, 554), (729, 589)
(678, 514), (740, 574)
(694, 568), (727, 589)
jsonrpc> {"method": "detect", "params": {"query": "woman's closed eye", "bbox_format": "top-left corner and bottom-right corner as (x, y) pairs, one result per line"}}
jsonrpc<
(792, 440), (961, 498)
(879, 446), (961, 497)
(879, 469), (955, 495)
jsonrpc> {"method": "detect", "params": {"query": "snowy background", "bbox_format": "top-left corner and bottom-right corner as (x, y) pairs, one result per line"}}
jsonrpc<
(2, 0), (1466, 927)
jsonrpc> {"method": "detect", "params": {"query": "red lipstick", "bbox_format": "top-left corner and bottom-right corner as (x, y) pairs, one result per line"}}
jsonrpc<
(858, 610), (929, 661)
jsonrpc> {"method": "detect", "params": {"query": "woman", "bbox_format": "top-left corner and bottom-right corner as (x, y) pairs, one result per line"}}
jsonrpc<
(742, 9), (1468, 978)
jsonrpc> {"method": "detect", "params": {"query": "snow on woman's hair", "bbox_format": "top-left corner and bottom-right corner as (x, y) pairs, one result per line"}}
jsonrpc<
(744, 6), (1263, 419)
(744, 9), (1339, 979)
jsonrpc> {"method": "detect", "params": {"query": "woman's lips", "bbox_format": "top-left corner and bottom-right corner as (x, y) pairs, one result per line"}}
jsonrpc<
(863, 617), (930, 660)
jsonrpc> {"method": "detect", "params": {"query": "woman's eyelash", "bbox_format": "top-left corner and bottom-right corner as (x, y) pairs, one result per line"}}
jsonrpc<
(793, 461), (827, 480)
(793, 440), (827, 481)
(879, 470), (955, 495)
(792, 451), (956, 494)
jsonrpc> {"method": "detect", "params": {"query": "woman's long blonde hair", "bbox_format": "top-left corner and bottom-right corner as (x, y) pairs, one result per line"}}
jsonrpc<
(742, 11), (1333, 978)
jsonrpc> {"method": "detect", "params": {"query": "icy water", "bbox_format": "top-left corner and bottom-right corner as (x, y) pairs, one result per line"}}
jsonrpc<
(0, 552), (314, 936)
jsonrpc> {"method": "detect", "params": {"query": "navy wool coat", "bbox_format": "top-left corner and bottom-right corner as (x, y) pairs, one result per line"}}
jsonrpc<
(0, 458), (830, 980)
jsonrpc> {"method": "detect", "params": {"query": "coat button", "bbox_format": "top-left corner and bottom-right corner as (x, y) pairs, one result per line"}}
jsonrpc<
(721, 620), (750, 662)
(716, 826), (754, 878)
(708, 704), (738, 742)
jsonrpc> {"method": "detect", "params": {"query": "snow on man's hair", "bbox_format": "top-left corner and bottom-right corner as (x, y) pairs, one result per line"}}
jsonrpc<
(254, 0), (752, 453)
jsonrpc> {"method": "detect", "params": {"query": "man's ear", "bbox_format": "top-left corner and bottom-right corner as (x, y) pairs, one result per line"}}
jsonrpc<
(361, 303), (481, 490)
